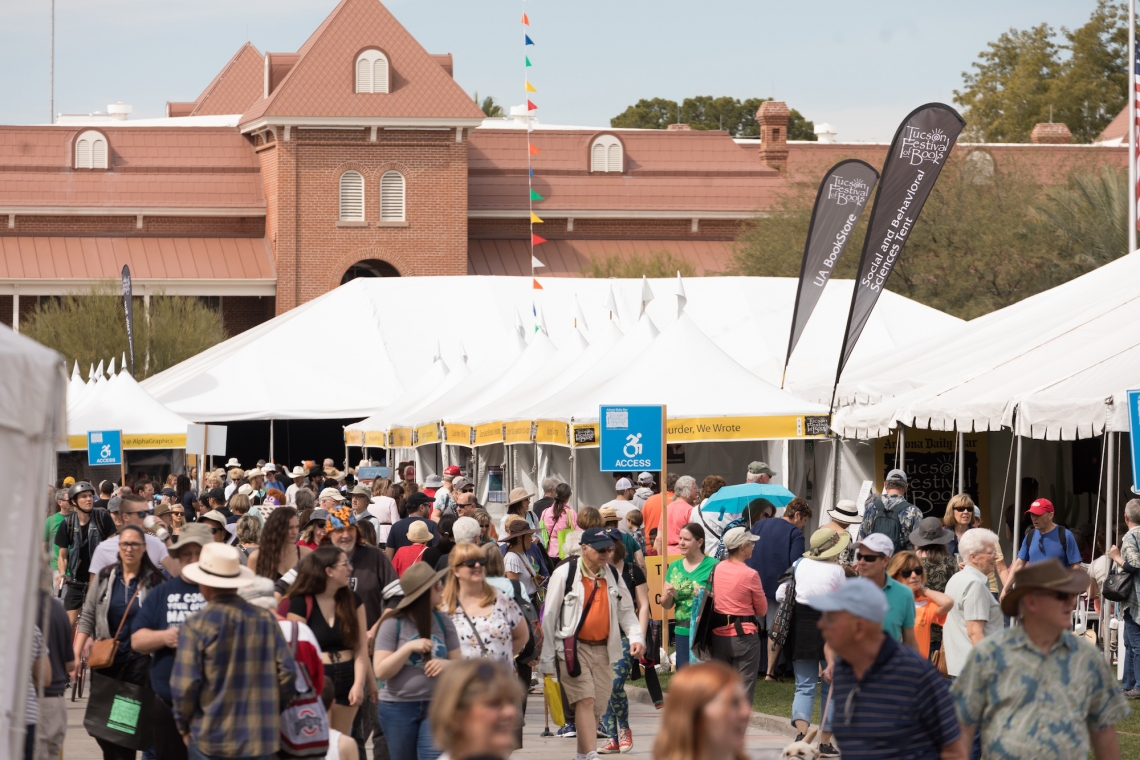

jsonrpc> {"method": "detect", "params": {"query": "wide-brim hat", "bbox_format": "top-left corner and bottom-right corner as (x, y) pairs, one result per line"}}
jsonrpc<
(407, 520), (433, 544)
(910, 516), (954, 547)
(181, 542), (257, 588)
(348, 484), (372, 499)
(1001, 558), (1091, 616)
(503, 516), (538, 541)
(289, 466), (307, 479)
(507, 487), (532, 507)
(599, 506), (619, 522)
(424, 475), (444, 488)
(171, 523), (214, 554)
(827, 499), (861, 525)
(153, 502), (173, 517)
(224, 458), (242, 469)
(396, 562), (449, 610)
(803, 528), (851, 561)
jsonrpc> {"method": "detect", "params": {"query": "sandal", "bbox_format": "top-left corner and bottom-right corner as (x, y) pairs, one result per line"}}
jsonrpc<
(764, 674), (782, 683)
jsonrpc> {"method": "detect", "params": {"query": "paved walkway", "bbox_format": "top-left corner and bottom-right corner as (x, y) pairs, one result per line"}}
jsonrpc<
(62, 683), (793, 760)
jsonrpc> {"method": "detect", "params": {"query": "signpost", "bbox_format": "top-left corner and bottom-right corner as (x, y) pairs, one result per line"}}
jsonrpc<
(600, 404), (668, 665)
(88, 429), (124, 484)
(1128, 389), (1140, 493)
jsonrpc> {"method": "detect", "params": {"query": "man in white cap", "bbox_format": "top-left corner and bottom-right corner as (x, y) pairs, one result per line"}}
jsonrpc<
(811, 577), (963, 759)
(262, 463), (284, 494)
(172, 543), (296, 758)
(821, 499), (862, 567)
(853, 533), (917, 650)
(285, 465), (307, 506)
(600, 477), (637, 534)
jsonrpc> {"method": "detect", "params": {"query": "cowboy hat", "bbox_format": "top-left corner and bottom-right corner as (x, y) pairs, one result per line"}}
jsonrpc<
(1001, 558), (1091, 616)
(598, 506), (620, 523)
(827, 499), (861, 525)
(803, 527), (851, 561)
(181, 543), (256, 588)
(289, 465), (307, 479)
(395, 561), (449, 610)
(170, 524), (214, 555)
(910, 516), (954, 547)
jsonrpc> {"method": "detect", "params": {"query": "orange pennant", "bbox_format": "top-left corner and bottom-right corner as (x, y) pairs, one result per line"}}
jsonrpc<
(521, 13), (529, 24)
(533, 278), (543, 290)
(528, 143), (541, 155)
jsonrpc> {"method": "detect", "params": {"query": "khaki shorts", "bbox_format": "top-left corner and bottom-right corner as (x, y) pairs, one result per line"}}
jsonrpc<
(557, 641), (613, 718)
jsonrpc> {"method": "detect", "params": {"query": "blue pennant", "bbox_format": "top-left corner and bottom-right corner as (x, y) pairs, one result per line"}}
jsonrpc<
(525, 34), (534, 46)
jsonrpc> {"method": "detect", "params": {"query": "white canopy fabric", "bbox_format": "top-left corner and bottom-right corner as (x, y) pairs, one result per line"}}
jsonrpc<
(67, 366), (194, 449)
(0, 327), (66, 757)
(142, 276), (961, 422)
(832, 251), (1140, 440)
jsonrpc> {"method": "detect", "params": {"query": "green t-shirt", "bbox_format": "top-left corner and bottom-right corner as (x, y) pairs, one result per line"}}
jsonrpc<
(665, 555), (718, 635)
(44, 512), (65, 571)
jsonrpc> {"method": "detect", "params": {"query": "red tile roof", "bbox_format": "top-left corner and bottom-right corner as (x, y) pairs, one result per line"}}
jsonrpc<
(468, 238), (733, 277)
(0, 127), (264, 209)
(1097, 106), (1127, 143)
(467, 128), (781, 214)
(240, 0), (483, 125)
(0, 237), (275, 280)
(192, 43), (265, 116)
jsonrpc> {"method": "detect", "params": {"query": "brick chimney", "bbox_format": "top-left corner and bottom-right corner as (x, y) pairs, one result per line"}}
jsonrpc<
(757, 100), (790, 171)
(1030, 122), (1072, 145)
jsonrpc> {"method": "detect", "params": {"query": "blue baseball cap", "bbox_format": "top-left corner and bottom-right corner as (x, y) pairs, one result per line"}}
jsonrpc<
(581, 527), (619, 550)
(807, 577), (889, 624)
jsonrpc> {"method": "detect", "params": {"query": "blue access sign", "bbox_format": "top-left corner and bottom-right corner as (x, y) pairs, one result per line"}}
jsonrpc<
(1128, 389), (1140, 493)
(599, 405), (664, 472)
(87, 430), (123, 467)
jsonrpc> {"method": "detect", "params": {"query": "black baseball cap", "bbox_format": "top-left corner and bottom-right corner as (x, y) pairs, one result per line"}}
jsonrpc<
(581, 527), (618, 550)
(205, 487), (226, 504)
(406, 492), (434, 510)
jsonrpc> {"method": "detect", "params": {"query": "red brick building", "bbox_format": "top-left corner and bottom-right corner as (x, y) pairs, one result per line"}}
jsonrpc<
(0, 0), (1127, 335)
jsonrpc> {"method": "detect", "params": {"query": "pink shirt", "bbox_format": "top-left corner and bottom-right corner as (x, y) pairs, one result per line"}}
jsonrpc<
(541, 506), (577, 557)
(662, 499), (694, 556)
(710, 560), (768, 636)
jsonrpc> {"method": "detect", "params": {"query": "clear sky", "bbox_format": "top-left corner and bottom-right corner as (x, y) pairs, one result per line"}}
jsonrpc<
(2, 0), (1099, 141)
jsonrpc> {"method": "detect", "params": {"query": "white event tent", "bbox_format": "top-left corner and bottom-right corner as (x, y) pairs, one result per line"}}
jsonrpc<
(66, 361), (194, 451)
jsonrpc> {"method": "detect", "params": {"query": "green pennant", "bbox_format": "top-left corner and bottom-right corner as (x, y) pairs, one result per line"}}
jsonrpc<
(525, 56), (532, 67)
(530, 188), (544, 201)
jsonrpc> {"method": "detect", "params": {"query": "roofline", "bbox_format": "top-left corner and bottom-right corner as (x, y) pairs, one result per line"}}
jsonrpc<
(467, 209), (759, 220)
(0, 278), (276, 297)
(240, 116), (485, 133)
(0, 206), (265, 217)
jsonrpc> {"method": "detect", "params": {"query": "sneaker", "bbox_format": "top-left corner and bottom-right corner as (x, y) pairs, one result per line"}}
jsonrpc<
(557, 723), (577, 738)
(794, 733), (805, 743)
(618, 727), (633, 753)
(1125, 689), (1140, 699)
(598, 737), (621, 754)
(582, 752), (603, 760)
(819, 743), (840, 757)
(597, 722), (609, 738)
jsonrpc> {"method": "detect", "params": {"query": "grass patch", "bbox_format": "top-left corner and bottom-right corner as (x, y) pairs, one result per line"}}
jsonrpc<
(628, 670), (822, 725)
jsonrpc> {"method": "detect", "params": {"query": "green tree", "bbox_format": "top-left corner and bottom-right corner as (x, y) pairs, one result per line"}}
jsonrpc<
(473, 92), (504, 118)
(611, 96), (815, 139)
(1031, 164), (1127, 269)
(1054, 1), (1128, 142)
(610, 98), (681, 130)
(582, 250), (698, 278)
(23, 283), (227, 380)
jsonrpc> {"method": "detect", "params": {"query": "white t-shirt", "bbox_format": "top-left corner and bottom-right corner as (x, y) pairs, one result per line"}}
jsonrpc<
(504, 550), (538, 597)
(368, 496), (400, 543)
(776, 557), (845, 604)
(89, 533), (170, 576)
(224, 482), (237, 501)
(600, 498), (636, 534)
(285, 483), (301, 506)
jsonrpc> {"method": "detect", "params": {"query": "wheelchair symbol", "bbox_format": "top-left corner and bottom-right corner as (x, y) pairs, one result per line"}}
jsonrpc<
(100, 444), (112, 459)
(622, 433), (643, 458)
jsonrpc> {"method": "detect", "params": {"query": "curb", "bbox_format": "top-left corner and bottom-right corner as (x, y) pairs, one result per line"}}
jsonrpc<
(624, 685), (797, 737)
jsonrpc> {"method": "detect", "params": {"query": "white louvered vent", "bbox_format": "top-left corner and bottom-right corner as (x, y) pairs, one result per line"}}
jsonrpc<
(75, 130), (108, 169)
(92, 139), (108, 169)
(76, 139), (91, 169)
(339, 171), (365, 221)
(590, 134), (622, 173)
(591, 143), (606, 172)
(380, 171), (405, 222)
(607, 144), (621, 172)
(356, 50), (389, 94)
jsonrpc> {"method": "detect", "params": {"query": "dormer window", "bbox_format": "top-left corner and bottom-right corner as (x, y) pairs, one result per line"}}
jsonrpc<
(590, 134), (623, 173)
(356, 50), (389, 94)
(75, 130), (108, 169)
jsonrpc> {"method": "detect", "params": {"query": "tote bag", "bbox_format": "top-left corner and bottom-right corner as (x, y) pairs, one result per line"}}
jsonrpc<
(279, 622), (330, 757)
(84, 671), (155, 751)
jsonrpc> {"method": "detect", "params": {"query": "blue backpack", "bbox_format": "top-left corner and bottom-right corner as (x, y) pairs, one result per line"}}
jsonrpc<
(712, 516), (750, 560)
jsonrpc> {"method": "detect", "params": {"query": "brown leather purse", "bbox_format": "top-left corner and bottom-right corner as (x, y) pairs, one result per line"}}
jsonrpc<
(87, 579), (142, 670)
(930, 646), (950, 680)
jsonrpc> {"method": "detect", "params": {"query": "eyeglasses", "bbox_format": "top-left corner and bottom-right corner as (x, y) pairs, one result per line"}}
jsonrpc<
(334, 561), (353, 570)
(953, 507), (973, 513)
(896, 567), (922, 579)
(855, 552), (885, 563)
(461, 558), (487, 569)
(120, 541), (144, 550)
(1034, 590), (1077, 603)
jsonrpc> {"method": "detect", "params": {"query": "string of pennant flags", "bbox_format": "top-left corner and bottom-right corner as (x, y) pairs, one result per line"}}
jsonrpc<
(524, 6), (546, 322)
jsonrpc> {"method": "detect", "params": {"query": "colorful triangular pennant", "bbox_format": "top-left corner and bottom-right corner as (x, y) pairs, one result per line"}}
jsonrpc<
(528, 142), (541, 155)
(521, 13), (529, 24)
(527, 100), (538, 111)
(530, 211), (544, 224)
(525, 56), (532, 67)
(532, 256), (545, 268)
(525, 34), (534, 46)
(531, 233), (547, 245)
(530, 188), (544, 201)
(529, 166), (534, 177)
(525, 81), (537, 93)
(533, 278), (543, 290)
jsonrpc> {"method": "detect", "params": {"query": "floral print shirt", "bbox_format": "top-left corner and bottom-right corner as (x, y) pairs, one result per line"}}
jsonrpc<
(450, 589), (523, 665)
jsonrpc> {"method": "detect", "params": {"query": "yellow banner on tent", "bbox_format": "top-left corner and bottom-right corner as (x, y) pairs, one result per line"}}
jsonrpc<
(442, 424), (474, 447)
(68, 433), (187, 450)
(389, 428), (412, 448)
(413, 423), (440, 447)
(666, 415), (829, 442)
(503, 420), (534, 445)
(473, 422), (504, 446)
(535, 420), (569, 445)
(343, 429), (364, 446)
(363, 431), (386, 447)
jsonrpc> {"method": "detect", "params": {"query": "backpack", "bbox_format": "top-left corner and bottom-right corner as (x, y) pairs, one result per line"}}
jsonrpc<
(711, 516), (750, 560)
(279, 622), (329, 757)
(869, 496), (905, 554)
(1023, 524), (1072, 560)
(511, 578), (543, 665)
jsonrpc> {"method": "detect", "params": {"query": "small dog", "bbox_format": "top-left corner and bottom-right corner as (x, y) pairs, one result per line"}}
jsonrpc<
(781, 727), (819, 760)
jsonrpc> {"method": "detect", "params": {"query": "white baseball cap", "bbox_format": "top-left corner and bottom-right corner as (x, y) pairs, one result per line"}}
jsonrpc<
(853, 533), (895, 558)
(637, 472), (655, 486)
(615, 477), (634, 490)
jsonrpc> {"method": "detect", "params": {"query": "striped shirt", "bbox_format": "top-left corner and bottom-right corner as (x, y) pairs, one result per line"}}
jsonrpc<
(171, 594), (296, 757)
(830, 634), (961, 759)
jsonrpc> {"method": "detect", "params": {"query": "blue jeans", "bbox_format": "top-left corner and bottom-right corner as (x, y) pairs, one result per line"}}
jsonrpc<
(377, 699), (439, 760)
(1123, 609), (1140, 691)
(187, 742), (274, 760)
(791, 660), (832, 732)
(675, 629), (691, 669)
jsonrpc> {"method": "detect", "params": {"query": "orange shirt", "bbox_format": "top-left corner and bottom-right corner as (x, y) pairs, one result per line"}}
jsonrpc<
(640, 491), (672, 549)
(577, 573), (611, 642)
(913, 595), (947, 659)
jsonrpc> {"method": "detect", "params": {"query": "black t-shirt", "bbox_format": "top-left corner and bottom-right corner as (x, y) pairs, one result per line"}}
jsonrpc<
(346, 544), (397, 629)
(531, 498), (554, 529)
(54, 510), (117, 580)
(421, 540), (453, 571)
(620, 561), (647, 612)
(289, 591), (363, 652)
(387, 517), (439, 553)
(42, 596), (74, 696)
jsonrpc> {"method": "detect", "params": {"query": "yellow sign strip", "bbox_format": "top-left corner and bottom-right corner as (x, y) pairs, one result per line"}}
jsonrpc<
(535, 420), (570, 445)
(68, 434), (187, 450)
(442, 424), (474, 447)
(413, 423), (440, 447)
(388, 428), (412, 448)
(503, 420), (534, 445)
(474, 422), (504, 446)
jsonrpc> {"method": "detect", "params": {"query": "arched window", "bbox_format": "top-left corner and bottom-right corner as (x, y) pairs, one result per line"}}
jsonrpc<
(356, 49), (389, 94)
(339, 171), (365, 221)
(590, 134), (622, 173)
(75, 130), (108, 169)
(380, 171), (405, 222)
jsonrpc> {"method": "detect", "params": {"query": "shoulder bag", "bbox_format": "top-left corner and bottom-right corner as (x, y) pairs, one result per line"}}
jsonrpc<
(88, 572), (143, 670)
(279, 621), (330, 757)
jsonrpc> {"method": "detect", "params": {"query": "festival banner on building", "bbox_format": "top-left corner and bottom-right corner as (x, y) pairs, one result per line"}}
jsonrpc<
(782, 159), (879, 386)
(833, 104), (965, 397)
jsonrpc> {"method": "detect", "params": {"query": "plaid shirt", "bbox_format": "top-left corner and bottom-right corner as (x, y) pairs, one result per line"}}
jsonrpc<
(171, 594), (296, 757)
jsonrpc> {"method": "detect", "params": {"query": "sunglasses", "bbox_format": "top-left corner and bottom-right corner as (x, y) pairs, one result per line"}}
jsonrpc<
(125, 509), (153, 517)
(896, 567), (922, 579)
(589, 545), (616, 554)
(1034, 590), (1077, 603)
(460, 558), (487, 569)
(953, 507), (973, 513)
(855, 552), (885, 563)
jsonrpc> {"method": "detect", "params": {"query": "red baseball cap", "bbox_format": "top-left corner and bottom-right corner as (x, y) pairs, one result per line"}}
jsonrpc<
(443, 465), (461, 477)
(1027, 498), (1054, 515)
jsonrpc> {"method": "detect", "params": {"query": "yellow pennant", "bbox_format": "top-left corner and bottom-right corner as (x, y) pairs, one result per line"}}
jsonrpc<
(530, 211), (544, 224)
(525, 81), (537, 93)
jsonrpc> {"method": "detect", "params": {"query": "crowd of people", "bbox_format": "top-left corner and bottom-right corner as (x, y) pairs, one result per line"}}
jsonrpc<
(25, 456), (1135, 760)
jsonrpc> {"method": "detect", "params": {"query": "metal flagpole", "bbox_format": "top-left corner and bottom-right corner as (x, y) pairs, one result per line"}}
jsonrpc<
(1106, 431), (1117, 661)
(1012, 412), (1023, 571)
(1130, 0), (1137, 255)
(49, 0), (54, 123)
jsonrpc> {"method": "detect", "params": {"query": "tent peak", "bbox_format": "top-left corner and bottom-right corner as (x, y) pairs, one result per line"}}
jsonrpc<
(640, 276), (654, 317)
(675, 271), (688, 318)
(604, 284), (618, 322)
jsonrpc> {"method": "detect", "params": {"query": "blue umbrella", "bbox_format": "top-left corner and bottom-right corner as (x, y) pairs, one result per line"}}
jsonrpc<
(700, 483), (796, 520)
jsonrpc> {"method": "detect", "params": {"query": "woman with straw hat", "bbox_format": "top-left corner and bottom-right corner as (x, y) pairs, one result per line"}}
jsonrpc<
(392, 520), (433, 577)
(373, 562), (461, 760)
(775, 527), (849, 757)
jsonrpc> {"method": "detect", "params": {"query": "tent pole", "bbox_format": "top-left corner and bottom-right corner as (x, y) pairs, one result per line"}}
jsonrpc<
(832, 436), (841, 510)
(269, 419), (274, 464)
(1106, 431), (1117, 662)
(899, 427), (906, 472)
(958, 431), (965, 495)
(1012, 422), (1023, 573)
